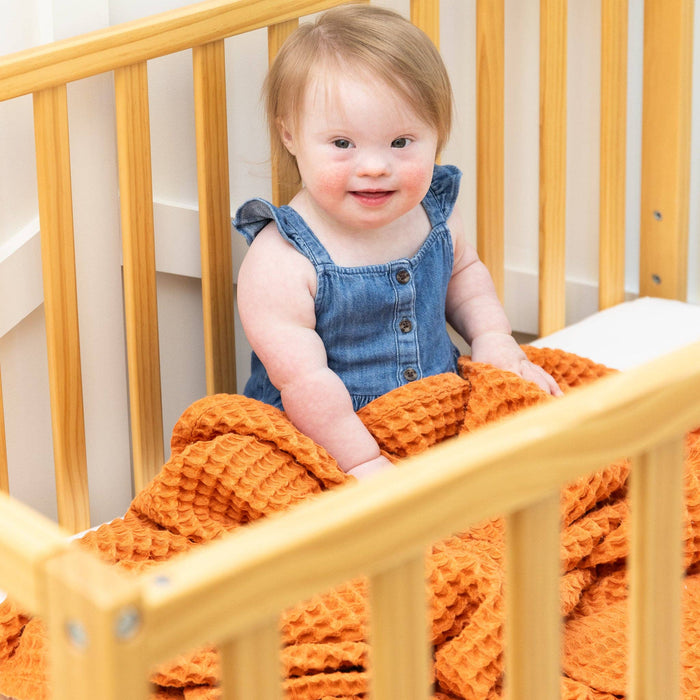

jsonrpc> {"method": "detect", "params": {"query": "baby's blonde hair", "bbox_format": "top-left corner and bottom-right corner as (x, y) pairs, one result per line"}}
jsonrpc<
(264, 3), (453, 189)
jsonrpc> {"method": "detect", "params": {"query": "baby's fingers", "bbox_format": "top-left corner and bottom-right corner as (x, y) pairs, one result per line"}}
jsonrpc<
(520, 361), (563, 397)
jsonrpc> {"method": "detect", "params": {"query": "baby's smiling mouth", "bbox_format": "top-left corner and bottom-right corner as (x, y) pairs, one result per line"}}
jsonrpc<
(350, 189), (395, 204)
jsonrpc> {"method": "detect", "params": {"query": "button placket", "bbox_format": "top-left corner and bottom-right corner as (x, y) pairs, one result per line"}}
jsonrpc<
(391, 262), (420, 385)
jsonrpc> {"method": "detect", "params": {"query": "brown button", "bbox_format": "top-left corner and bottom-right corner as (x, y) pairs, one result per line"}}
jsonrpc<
(399, 318), (413, 333)
(403, 367), (418, 381)
(396, 268), (411, 284)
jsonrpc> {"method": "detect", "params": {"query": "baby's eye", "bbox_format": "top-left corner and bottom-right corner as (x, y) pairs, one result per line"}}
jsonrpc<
(332, 138), (353, 149)
(391, 137), (411, 148)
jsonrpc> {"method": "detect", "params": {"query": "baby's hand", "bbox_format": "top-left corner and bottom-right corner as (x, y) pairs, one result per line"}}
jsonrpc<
(470, 332), (563, 397)
(347, 455), (395, 480)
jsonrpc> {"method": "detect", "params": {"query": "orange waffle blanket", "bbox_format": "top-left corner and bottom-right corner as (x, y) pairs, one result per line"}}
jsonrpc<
(2, 347), (700, 700)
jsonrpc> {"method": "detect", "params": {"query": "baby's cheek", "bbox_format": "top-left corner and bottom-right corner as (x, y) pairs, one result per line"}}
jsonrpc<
(314, 167), (349, 196)
(402, 163), (435, 197)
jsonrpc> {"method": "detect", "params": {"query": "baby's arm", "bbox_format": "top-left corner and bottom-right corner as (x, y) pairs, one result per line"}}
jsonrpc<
(445, 208), (562, 396)
(237, 224), (394, 478)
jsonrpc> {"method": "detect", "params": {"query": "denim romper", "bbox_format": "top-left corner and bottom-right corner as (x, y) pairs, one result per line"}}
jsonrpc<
(234, 164), (462, 411)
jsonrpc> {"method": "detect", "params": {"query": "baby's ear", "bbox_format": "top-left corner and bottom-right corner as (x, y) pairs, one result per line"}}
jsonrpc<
(277, 118), (296, 155)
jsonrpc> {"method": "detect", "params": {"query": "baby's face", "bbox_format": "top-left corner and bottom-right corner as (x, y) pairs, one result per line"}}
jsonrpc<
(280, 68), (438, 237)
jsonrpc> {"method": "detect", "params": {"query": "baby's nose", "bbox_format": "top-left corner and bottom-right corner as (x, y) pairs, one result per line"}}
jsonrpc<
(356, 151), (391, 177)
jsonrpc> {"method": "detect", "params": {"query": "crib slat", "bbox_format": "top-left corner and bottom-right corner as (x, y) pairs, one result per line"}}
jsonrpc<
(505, 492), (561, 700)
(538, 0), (567, 336)
(268, 19), (300, 207)
(220, 619), (282, 700)
(476, 0), (505, 300)
(639, 0), (693, 300)
(369, 555), (432, 700)
(114, 62), (164, 492)
(598, 0), (628, 309)
(0, 367), (8, 493)
(410, 0), (440, 48)
(628, 438), (685, 699)
(193, 40), (237, 396)
(33, 86), (91, 534)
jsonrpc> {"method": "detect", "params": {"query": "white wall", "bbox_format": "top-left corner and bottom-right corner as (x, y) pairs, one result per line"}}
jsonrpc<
(1, 0), (699, 525)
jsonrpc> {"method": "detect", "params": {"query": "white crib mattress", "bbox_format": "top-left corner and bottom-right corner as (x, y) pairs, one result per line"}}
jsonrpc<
(531, 297), (700, 371)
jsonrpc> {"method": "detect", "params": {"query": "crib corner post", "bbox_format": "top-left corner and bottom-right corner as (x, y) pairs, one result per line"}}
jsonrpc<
(45, 547), (151, 700)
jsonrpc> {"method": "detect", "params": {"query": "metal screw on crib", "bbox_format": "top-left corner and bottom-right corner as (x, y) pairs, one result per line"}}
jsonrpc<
(64, 607), (142, 653)
(115, 605), (142, 641)
(651, 212), (663, 286)
(66, 620), (89, 651)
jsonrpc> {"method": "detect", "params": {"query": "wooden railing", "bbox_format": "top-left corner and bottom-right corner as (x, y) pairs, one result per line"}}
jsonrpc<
(0, 0), (697, 697)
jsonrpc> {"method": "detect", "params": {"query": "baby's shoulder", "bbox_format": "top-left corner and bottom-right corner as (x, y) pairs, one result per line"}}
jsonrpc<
(241, 220), (317, 293)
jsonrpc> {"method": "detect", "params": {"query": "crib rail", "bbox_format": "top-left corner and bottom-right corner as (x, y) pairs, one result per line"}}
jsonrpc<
(0, 0), (696, 694)
(0, 0), (364, 102)
(22, 339), (696, 699)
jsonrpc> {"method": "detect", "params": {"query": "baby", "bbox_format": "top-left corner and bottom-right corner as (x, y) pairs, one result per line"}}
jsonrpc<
(235, 4), (561, 479)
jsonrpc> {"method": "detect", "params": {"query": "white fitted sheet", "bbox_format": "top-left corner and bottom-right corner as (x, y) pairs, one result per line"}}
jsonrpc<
(531, 297), (700, 371)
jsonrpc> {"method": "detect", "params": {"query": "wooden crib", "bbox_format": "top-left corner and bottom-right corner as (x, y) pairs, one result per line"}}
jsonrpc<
(0, 0), (699, 698)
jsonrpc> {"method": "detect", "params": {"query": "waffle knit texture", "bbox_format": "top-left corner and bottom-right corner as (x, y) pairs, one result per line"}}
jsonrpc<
(2, 347), (700, 699)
